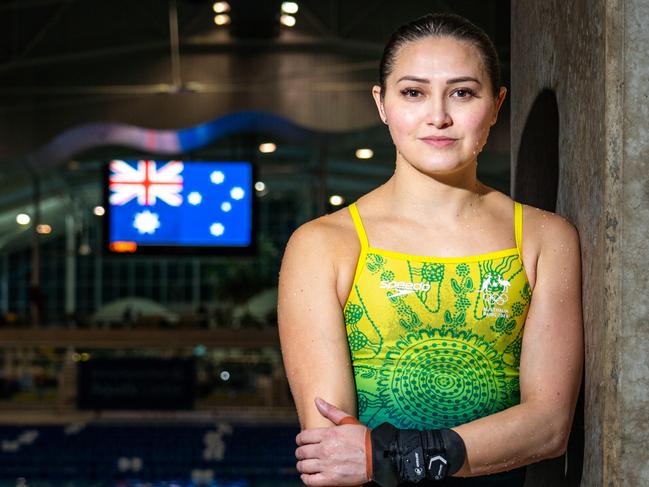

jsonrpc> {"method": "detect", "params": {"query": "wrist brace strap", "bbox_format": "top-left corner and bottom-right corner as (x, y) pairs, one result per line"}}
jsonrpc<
(370, 422), (466, 486)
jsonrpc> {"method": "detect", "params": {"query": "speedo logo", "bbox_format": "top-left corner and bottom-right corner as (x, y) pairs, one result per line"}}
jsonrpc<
(380, 280), (431, 299)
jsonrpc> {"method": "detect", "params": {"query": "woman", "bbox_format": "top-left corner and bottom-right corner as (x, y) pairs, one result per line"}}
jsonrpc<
(278, 13), (582, 487)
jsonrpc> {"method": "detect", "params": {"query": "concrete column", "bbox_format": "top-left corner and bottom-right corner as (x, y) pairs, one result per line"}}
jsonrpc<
(511, 0), (649, 485)
(618, 1), (649, 484)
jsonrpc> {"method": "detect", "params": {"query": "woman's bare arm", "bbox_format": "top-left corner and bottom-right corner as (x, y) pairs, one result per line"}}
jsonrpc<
(451, 212), (583, 475)
(278, 218), (358, 429)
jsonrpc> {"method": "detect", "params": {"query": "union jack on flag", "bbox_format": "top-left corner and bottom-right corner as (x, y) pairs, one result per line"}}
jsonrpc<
(109, 160), (184, 207)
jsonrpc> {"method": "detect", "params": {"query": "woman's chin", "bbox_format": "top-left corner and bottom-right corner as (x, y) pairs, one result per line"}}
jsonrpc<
(400, 157), (476, 176)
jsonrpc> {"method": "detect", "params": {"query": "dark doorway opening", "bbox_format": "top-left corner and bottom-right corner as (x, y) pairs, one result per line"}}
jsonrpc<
(513, 89), (559, 211)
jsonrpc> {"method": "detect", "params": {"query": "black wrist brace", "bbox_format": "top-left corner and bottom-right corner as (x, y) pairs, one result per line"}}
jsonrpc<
(370, 422), (466, 486)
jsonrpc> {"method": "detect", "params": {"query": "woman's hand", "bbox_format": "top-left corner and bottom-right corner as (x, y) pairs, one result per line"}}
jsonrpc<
(295, 397), (370, 486)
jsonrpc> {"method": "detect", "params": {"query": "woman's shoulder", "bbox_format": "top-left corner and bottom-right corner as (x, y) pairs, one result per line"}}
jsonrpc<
(486, 190), (578, 239)
(516, 201), (579, 246)
(482, 191), (579, 261)
(283, 206), (359, 262)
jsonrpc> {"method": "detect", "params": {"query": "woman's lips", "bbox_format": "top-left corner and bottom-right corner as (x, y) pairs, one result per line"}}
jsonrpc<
(419, 136), (457, 147)
(420, 136), (457, 148)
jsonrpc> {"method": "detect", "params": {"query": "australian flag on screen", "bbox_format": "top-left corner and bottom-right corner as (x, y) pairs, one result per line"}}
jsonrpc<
(108, 160), (252, 247)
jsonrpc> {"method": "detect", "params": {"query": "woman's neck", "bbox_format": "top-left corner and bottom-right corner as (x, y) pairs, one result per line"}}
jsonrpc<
(381, 157), (489, 223)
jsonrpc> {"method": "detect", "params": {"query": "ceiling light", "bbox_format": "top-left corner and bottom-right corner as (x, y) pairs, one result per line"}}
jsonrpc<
(93, 206), (105, 216)
(281, 2), (299, 14)
(36, 224), (52, 234)
(255, 181), (266, 192)
(280, 14), (296, 27)
(16, 213), (30, 225)
(355, 148), (374, 159)
(329, 195), (344, 206)
(213, 2), (230, 13)
(214, 14), (231, 26)
(259, 142), (276, 153)
(78, 243), (92, 255)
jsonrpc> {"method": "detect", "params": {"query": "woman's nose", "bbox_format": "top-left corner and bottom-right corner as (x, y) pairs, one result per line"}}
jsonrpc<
(427, 99), (453, 129)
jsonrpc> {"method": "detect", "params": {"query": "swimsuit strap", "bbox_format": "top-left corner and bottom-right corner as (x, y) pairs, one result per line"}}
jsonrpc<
(348, 203), (369, 250)
(514, 201), (523, 256)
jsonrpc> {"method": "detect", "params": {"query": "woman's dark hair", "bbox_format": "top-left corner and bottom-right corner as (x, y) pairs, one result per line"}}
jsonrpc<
(379, 13), (501, 97)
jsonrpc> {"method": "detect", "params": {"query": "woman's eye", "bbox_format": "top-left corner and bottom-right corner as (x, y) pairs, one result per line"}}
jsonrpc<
(400, 88), (422, 98)
(452, 88), (475, 99)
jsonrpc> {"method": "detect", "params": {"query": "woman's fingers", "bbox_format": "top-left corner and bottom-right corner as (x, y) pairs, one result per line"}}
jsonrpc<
(300, 473), (331, 487)
(296, 458), (321, 474)
(295, 443), (320, 461)
(314, 397), (354, 424)
(295, 424), (369, 486)
(295, 427), (328, 446)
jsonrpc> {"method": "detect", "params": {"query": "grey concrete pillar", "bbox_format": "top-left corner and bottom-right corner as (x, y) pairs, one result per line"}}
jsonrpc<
(511, 0), (649, 485)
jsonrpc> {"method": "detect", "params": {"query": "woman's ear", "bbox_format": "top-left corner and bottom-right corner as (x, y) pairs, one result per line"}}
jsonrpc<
(491, 86), (507, 125)
(372, 85), (388, 124)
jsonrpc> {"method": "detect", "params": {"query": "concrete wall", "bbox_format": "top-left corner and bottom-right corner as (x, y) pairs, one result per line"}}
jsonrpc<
(512, 0), (649, 485)
(620, 0), (649, 484)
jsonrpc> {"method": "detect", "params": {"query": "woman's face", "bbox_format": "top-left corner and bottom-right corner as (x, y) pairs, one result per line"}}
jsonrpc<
(373, 36), (506, 175)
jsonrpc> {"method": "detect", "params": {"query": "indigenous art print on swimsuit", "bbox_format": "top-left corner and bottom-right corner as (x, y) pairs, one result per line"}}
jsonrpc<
(344, 202), (531, 430)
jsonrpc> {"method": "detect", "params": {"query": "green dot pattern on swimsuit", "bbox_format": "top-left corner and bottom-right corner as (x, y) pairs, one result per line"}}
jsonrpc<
(378, 328), (510, 428)
(344, 251), (531, 430)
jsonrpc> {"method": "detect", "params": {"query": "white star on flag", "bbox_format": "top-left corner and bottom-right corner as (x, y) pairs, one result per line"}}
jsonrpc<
(210, 223), (225, 237)
(210, 171), (225, 184)
(133, 210), (161, 234)
(187, 192), (202, 205)
(230, 187), (245, 200)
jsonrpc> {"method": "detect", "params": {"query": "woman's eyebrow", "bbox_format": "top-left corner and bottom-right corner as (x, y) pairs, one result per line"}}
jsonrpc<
(396, 75), (430, 83)
(447, 76), (482, 85)
(396, 75), (482, 85)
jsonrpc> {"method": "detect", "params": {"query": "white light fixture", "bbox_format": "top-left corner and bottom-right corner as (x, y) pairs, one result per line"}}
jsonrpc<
(281, 2), (299, 14)
(213, 1), (230, 13)
(93, 206), (105, 216)
(16, 213), (30, 225)
(329, 195), (344, 206)
(355, 148), (374, 159)
(254, 181), (266, 192)
(36, 224), (52, 235)
(214, 14), (231, 26)
(280, 14), (296, 27)
(259, 142), (277, 153)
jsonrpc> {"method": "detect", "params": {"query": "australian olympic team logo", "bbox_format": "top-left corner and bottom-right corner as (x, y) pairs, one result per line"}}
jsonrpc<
(481, 273), (511, 308)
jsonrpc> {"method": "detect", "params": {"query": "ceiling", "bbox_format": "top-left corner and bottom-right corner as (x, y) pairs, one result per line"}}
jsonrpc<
(0, 0), (511, 252)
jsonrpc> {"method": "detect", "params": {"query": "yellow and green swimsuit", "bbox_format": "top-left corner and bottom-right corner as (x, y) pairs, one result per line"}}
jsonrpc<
(344, 202), (532, 430)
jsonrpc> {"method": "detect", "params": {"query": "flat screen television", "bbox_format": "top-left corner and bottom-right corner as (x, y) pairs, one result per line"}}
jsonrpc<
(104, 159), (255, 254)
